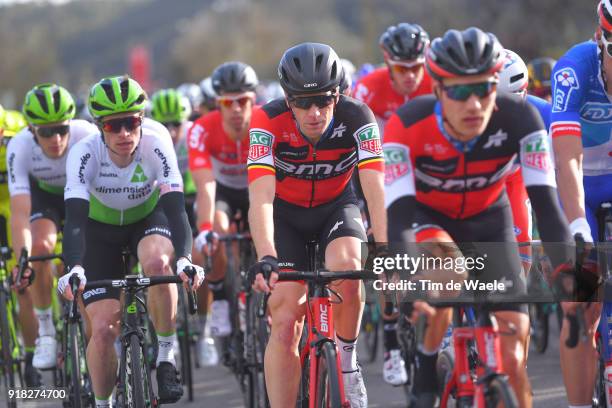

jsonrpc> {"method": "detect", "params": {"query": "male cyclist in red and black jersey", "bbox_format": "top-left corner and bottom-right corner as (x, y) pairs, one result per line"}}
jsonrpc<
(248, 42), (386, 408)
(188, 62), (257, 341)
(383, 28), (573, 408)
(353, 23), (433, 130)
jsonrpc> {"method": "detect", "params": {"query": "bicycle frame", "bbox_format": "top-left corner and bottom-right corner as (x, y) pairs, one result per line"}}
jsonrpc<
(596, 202), (612, 407)
(440, 307), (506, 407)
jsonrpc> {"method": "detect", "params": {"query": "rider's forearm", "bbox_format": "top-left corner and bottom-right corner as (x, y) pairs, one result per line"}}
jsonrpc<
(63, 198), (90, 270)
(195, 181), (215, 229)
(553, 136), (586, 223)
(9, 195), (32, 256)
(248, 177), (277, 260)
(359, 169), (387, 243)
(159, 191), (193, 260)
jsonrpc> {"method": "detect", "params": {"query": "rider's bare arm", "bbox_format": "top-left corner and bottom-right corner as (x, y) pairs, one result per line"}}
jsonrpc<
(248, 174), (277, 259)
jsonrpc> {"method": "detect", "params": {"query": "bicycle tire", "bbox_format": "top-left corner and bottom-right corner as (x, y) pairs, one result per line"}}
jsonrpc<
(362, 303), (379, 363)
(529, 303), (549, 354)
(177, 292), (193, 401)
(126, 335), (147, 408)
(484, 376), (519, 408)
(68, 321), (83, 408)
(251, 292), (270, 408)
(399, 318), (417, 399)
(594, 334), (607, 407)
(0, 290), (16, 408)
(436, 349), (454, 396)
(315, 341), (342, 408)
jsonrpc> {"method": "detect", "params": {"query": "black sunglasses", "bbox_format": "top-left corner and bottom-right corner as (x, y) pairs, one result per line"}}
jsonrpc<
(35, 125), (70, 138)
(162, 121), (182, 129)
(442, 81), (498, 101)
(288, 93), (337, 110)
(101, 116), (143, 133)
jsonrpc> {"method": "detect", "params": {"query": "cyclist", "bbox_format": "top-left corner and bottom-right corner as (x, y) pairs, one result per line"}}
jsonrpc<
(383, 27), (573, 407)
(340, 58), (357, 96)
(354, 22), (433, 387)
(199, 77), (218, 114)
(353, 23), (433, 130)
(8, 83), (97, 375)
(188, 61), (257, 342)
(59, 75), (204, 407)
(528, 57), (556, 102)
(549, 2), (612, 406)
(248, 42), (386, 408)
(150, 88), (218, 366)
(498, 48), (552, 272)
(177, 82), (204, 121)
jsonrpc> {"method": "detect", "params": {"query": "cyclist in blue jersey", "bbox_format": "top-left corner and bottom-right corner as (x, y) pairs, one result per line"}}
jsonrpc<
(550, 2), (612, 406)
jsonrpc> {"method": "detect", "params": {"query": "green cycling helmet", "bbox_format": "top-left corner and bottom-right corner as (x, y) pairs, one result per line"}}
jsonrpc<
(22, 83), (76, 125)
(150, 88), (191, 123)
(88, 75), (147, 120)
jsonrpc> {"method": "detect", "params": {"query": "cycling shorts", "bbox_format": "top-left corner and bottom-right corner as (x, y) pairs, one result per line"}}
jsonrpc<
(409, 195), (527, 313)
(215, 183), (249, 223)
(81, 205), (172, 306)
(273, 197), (367, 272)
(29, 178), (65, 230)
(584, 174), (612, 242)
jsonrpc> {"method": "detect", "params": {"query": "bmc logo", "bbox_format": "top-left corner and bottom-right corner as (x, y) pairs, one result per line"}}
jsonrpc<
(319, 304), (329, 333)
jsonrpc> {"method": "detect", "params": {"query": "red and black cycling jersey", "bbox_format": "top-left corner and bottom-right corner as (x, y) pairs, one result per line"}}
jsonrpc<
(383, 93), (556, 219)
(247, 95), (384, 208)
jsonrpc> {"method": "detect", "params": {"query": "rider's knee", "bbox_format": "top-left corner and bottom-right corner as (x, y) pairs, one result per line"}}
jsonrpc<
(141, 256), (171, 276)
(31, 236), (54, 256)
(501, 347), (524, 377)
(270, 309), (303, 350)
(90, 314), (119, 345)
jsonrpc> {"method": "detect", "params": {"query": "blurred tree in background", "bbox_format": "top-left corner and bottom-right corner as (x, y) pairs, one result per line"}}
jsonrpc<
(0, 0), (599, 107)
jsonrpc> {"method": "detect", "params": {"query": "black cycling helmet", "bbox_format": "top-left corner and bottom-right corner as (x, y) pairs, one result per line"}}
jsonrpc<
(278, 42), (343, 96)
(211, 62), (259, 95)
(379, 23), (430, 62)
(426, 27), (504, 81)
(527, 57), (556, 90)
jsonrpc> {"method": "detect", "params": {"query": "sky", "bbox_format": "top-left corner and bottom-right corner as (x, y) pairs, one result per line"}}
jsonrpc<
(0, 0), (72, 4)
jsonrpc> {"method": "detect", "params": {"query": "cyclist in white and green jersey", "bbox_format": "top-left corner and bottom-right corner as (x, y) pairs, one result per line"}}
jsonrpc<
(150, 88), (218, 366)
(8, 83), (97, 380)
(58, 76), (204, 408)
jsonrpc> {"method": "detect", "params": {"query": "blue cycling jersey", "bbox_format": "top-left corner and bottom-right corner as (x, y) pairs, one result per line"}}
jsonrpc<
(550, 40), (612, 241)
(527, 94), (551, 130)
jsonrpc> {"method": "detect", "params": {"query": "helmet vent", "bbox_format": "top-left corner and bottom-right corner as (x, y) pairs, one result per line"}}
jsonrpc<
(315, 54), (323, 72)
(481, 43), (492, 65)
(52, 89), (61, 113)
(101, 81), (115, 104)
(293, 57), (302, 73)
(330, 62), (337, 81)
(120, 79), (130, 102)
(510, 73), (524, 83)
(35, 91), (49, 113)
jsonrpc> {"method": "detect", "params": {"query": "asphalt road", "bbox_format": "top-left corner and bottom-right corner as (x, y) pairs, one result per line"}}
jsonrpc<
(18, 311), (567, 407)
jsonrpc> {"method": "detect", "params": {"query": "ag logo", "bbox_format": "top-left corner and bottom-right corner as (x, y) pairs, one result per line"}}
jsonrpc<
(521, 132), (551, 172)
(249, 130), (273, 161)
(552, 67), (579, 113)
(356, 125), (382, 155)
(384, 146), (409, 185)
(130, 164), (148, 183)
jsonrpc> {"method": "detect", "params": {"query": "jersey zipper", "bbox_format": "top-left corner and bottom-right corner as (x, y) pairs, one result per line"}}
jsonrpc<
(309, 148), (317, 208)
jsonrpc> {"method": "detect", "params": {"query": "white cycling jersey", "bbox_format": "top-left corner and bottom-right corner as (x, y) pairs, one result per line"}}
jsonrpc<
(7, 119), (98, 196)
(64, 118), (183, 226)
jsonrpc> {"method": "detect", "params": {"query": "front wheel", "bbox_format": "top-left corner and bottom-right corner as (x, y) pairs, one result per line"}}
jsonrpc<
(315, 341), (342, 408)
(123, 335), (147, 408)
(529, 303), (549, 354)
(484, 376), (518, 408)
(0, 290), (16, 408)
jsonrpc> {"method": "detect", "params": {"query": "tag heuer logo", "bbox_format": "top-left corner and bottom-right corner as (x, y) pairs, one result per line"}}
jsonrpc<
(249, 130), (273, 161)
(384, 147), (409, 184)
(130, 164), (148, 183)
(357, 125), (382, 155)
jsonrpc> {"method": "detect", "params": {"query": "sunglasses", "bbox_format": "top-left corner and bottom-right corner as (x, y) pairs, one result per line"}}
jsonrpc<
(35, 124), (70, 138)
(602, 30), (612, 58)
(217, 96), (252, 109)
(162, 121), (182, 129)
(442, 81), (498, 101)
(388, 61), (424, 76)
(288, 93), (337, 110)
(101, 116), (142, 133)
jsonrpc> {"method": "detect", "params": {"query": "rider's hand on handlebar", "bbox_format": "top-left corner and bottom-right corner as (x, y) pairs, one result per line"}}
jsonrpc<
(249, 255), (279, 294)
(10, 265), (34, 291)
(177, 257), (205, 290)
(195, 229), (218, 256)
(57, 266), (87, 301)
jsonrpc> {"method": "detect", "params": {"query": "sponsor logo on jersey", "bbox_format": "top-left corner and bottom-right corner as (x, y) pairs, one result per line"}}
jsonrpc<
(581, 102), (612, 123)
(330, 122), (347, 139)
(521, 132), (552, 172)
(83, 287), (106, 300)
(416, 159), (514, 193)
(7, 153), (15, 183)
(384, 146), (410, 185)
(276, 143), (309, 160)
(552, 67), (579, 112)
(130, 164), (148, 183)
(154, 148), (171, 177)
(356, 124), (382, 155)
(249, 130), (273, 161)
(483, 129), (508, 149)
(78, 153), (91, 184)
(275, 151), (357, 181)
